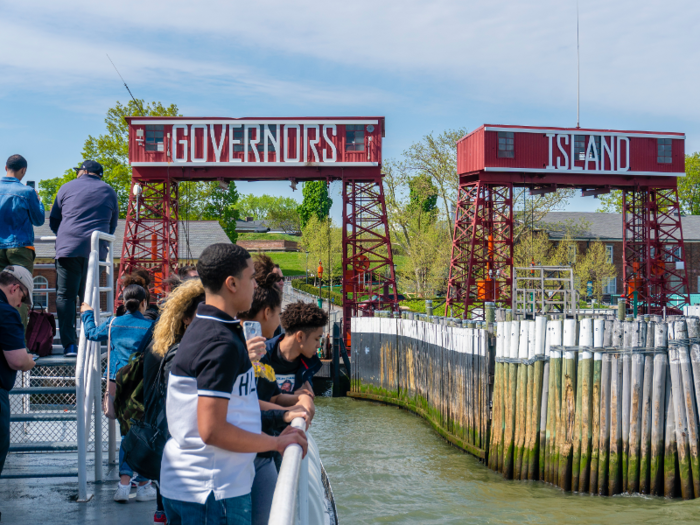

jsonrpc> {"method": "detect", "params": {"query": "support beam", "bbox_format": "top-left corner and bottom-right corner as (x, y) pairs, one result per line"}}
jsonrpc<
(581, 187), (611, 197)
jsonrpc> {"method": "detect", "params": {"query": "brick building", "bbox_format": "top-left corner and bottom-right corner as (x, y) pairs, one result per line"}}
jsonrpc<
(539, 212), (700, 295)
(31, 218), (231, 313)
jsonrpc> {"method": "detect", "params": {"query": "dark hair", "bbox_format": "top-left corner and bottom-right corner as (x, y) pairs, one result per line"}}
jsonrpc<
(177, 265), (197, 279)
(238, 285), (282, 320)
(274, 264), (280, 269)
(253, 254), (282, 288)
(123, 284), (147, 313)
(6, 155), (27, 172)
(121, 271), (151, 304)
(197, 243), (251, 292)
(281, 301), (328, 335)
(162, 274), (182, 291)
(0, 271), (22, 288)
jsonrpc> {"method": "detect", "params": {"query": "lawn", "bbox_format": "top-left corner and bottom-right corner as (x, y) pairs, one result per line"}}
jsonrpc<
(263, 252), (413, 280)
(237, 232), (301, 242)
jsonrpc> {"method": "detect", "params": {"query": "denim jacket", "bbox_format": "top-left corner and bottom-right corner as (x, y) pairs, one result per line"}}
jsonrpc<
(0, 177), (45, 249)
(81, 310), (153, 380)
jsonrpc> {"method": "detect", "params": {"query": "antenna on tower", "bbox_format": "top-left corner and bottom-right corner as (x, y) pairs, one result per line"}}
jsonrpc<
(107, 54), (145, 116)
(576, 0), (580, 128)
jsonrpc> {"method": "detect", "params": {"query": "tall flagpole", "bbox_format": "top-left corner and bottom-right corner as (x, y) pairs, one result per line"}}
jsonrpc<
(576, 0), (580, 128)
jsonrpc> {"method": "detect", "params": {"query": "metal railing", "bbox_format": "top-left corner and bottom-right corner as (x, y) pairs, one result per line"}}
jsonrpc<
(75, 230), (116, 502)
(268, 417), (309, 525)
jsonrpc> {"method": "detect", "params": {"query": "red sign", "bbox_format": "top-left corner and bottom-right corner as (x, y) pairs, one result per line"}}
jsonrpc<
(458, 125), (685, 179)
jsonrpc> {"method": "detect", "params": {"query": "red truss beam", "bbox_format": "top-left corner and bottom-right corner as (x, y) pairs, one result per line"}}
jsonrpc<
(446, 181), (513, 318)
(342, 177), (399, 345)
(117, 178), (179, 303)
(622, 187), (690, 315)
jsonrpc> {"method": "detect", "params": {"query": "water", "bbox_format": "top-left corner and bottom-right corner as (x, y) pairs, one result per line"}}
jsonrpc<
(312, 397), (700, 525)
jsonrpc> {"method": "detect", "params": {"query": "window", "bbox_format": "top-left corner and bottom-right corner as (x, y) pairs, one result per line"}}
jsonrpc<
(33, 276), (49, 309)
(574, 135), (601, 162)
(606, 245), (614, 264)
(497, 132), (514, 158)
(658, 138), (672, 164)
(345, 125), (365, 152)
(145, 125), (164, 152)
(567, 244), (577, 264)
(602, 277), (617, 295)
(664, 244), (682, 262)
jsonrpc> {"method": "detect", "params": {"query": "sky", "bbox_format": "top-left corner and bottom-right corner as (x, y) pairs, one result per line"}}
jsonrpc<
(1, 0), (698, 221)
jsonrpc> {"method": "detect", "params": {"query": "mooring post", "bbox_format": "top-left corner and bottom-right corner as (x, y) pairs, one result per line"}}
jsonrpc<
(650, 322), (668, 496)
(669, 321), (694, 499)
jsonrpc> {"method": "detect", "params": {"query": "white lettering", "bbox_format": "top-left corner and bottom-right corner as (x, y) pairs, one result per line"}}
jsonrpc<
(556, 134), (569, 170)
(245, 124), (261, 163)
(228, 124), (242, 163)
(210, 125), (226, 162)
(284, 124), (301, 162)
(305, 125), (320, 163)
(584, 135), (599, 171)
(601, 135), (614, 171)
(264, 125), (280, 163)
(570, 134), (582, 170)
(546, 133), (555, 169)
(323, 125), (337, 162)
(173, 125), (188, 163)
(617, 136), (630, 172)
(190, 124), (208, 162)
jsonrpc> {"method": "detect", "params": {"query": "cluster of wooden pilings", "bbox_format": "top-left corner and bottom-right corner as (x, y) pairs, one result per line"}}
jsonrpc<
(490, 310), (700, 499)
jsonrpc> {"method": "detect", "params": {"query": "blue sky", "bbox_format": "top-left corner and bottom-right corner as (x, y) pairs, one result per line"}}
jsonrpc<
(2, 0), (698, 222)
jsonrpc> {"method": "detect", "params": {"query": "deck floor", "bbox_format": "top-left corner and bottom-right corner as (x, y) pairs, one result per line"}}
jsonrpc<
(0, 452), (156, 524)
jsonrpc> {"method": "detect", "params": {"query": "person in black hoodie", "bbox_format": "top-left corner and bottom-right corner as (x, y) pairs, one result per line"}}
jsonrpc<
(142, 278), (205, 524)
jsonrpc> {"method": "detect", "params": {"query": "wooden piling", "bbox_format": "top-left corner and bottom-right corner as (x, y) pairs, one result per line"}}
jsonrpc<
(513, 322), (530, 480)
(527, 316), (546, 480)
(576, 318), (594, 492)
(558, 318), (577, 491)
(621, 322), (632, 493)
(675, 320), (700, 498)
(608, 320), (623, 495)
(503, 321), (519, 479)
(639, 321), (655, 494)
(664, 363), (678, 498)
(547, 319), (563, 485)
(589, 318), (605, 494)
(627, 320), (645, 493)
(650, 322), (667, 496)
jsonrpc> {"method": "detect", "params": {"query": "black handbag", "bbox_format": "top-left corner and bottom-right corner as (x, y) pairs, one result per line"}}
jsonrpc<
(121, 349), (170, 481)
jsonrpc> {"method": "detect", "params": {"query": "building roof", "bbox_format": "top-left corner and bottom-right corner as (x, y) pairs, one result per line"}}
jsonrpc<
(33, 219), (231, 260)
(540, 212), (700, 241)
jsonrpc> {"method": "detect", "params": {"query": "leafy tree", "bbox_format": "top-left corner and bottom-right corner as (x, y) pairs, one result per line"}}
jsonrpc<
(237, 194), (301, 233)
(597, 152), (700, 214)
(300, 215), (342, 284)
(298, 181), (333, 228)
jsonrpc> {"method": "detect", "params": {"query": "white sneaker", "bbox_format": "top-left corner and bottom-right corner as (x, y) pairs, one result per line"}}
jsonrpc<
(114, 482), (131, 503)
(136, 482), (157, 502)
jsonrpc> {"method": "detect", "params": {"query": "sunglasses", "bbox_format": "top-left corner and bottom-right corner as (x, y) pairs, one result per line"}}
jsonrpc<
(18, 284), (29, 305)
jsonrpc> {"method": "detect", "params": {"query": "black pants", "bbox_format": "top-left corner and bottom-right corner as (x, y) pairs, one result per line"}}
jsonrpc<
(0, 389), (10, 475)
(56, 257), (89, 349)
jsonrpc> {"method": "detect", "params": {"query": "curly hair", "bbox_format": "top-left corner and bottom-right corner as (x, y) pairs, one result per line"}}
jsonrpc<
(121, 271), (151, 304)
(238, 254), (282, 320)
(253, 254), (282, 289)
(280, 301), (328, 335)
(152, 279), (205, 357)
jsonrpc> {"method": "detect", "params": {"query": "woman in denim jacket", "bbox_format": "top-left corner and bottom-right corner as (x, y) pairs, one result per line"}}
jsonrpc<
(80, 284), (156, 504)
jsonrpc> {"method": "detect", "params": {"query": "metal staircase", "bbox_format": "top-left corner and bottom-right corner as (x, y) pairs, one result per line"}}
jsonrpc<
(2, 231), (117, 502)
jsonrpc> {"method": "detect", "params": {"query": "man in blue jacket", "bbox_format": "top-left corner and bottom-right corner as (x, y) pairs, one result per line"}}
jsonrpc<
(50, 160), (118, 357)
(0, 154), (45, 329)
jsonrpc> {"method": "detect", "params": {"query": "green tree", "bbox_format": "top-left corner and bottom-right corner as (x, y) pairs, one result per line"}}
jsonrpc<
(39, 100), (180, 214)
(597, 152), (700, 214)
(237, 194), (301, 233)
(300, 215), (342, 284)
(298, 181), (333, 228)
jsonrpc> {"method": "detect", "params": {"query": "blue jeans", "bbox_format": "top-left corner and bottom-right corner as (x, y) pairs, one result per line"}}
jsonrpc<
(163, 491), (252, 525)
(119, 441), (146, 481)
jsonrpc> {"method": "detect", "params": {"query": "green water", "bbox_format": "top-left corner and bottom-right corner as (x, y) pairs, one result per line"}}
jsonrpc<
(312, 397), (700, 525)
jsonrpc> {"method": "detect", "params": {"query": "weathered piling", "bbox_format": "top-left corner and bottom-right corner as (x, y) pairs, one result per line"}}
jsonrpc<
(489, 322), (504, 472)
(650, 322), (668, 496)
(675, 320), (700, 498)
(545, 319), (562, 484)
(538, 317), (550, 481)
(576, 318), (594, 492)
(627, 320), (645, 493)
(513, 322), (530, 480)
(558, 318), (577, 491)
(621, 321), (632, 493)
(608, 320), (623, 495)
(503, 321), (519, 478)
(639, 321), (655, 494)
(589, 318), (605, 494)
(668, 321), (694, 500)
(664, 363), (678, 498)
(525, 316), (546, 479)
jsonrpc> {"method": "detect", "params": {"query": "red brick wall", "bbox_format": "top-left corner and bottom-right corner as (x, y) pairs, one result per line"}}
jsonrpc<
(237, 240), (299, 252)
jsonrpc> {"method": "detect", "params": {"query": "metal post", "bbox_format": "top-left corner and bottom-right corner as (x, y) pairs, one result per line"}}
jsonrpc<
(332, 323), (340, 397)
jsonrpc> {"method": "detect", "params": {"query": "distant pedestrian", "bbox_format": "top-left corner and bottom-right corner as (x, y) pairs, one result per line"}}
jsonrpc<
(272, 264), (284, 295)
(177, 265), (198, 280)
(0, 154), (45, 329)
(50, 160), (118, 357)
(80, 284), (156, 503)
(0, 266), (36, 475)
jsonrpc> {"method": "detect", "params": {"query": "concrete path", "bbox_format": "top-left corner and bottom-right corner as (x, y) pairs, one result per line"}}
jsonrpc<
(0, 452), (156, 524)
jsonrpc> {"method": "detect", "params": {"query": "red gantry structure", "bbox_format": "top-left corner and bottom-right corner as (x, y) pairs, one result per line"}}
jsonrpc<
(446, 124), (690, 317)
(122, 116), (399, 343)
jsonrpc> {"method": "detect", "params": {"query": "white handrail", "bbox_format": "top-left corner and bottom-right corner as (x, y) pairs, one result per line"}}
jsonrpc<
(268, 417), (309, 525)
(75, 230), (115, 502)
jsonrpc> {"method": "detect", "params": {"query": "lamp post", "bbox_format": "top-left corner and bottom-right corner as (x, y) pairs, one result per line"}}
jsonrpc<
(305, 251), (309, 284)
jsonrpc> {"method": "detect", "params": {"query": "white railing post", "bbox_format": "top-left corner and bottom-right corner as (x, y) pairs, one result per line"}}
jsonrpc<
(268, 417), (307, 525)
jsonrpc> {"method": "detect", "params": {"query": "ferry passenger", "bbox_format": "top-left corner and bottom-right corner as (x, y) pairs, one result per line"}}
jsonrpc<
(80, 283), (156, 503)
(142, 278), (206, 524)
(262, 301), (327, 397)
(159, 244), (307, 525)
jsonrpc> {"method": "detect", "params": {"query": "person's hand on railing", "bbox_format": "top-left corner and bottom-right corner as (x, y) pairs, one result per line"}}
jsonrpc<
(246, 336), (267, 362)
(295, 394), (315, 421)
(275, 423), (308, 458)
(80, 302), (93, 313)
(283, 406), (310, 429)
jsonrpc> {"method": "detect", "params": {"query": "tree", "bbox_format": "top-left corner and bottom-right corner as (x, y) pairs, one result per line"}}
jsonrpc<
(39, 100), (180, 214)
(202, 182), (240, 243)
(299, 215), (342, 284)
(597, 152), (700, 214)
(297, 181), (332, 228)
(236, 194), (302, 233)
(575, 242), (617, 301)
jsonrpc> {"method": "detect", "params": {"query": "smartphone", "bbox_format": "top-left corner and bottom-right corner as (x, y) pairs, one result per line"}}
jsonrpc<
(32, 354), (40, 361)
(26, 181), (35, 189)
(243, 321), (262, 341)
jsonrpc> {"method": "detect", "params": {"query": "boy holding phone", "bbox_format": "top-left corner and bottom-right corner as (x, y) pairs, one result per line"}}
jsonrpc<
(160, 244), (307, 525)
